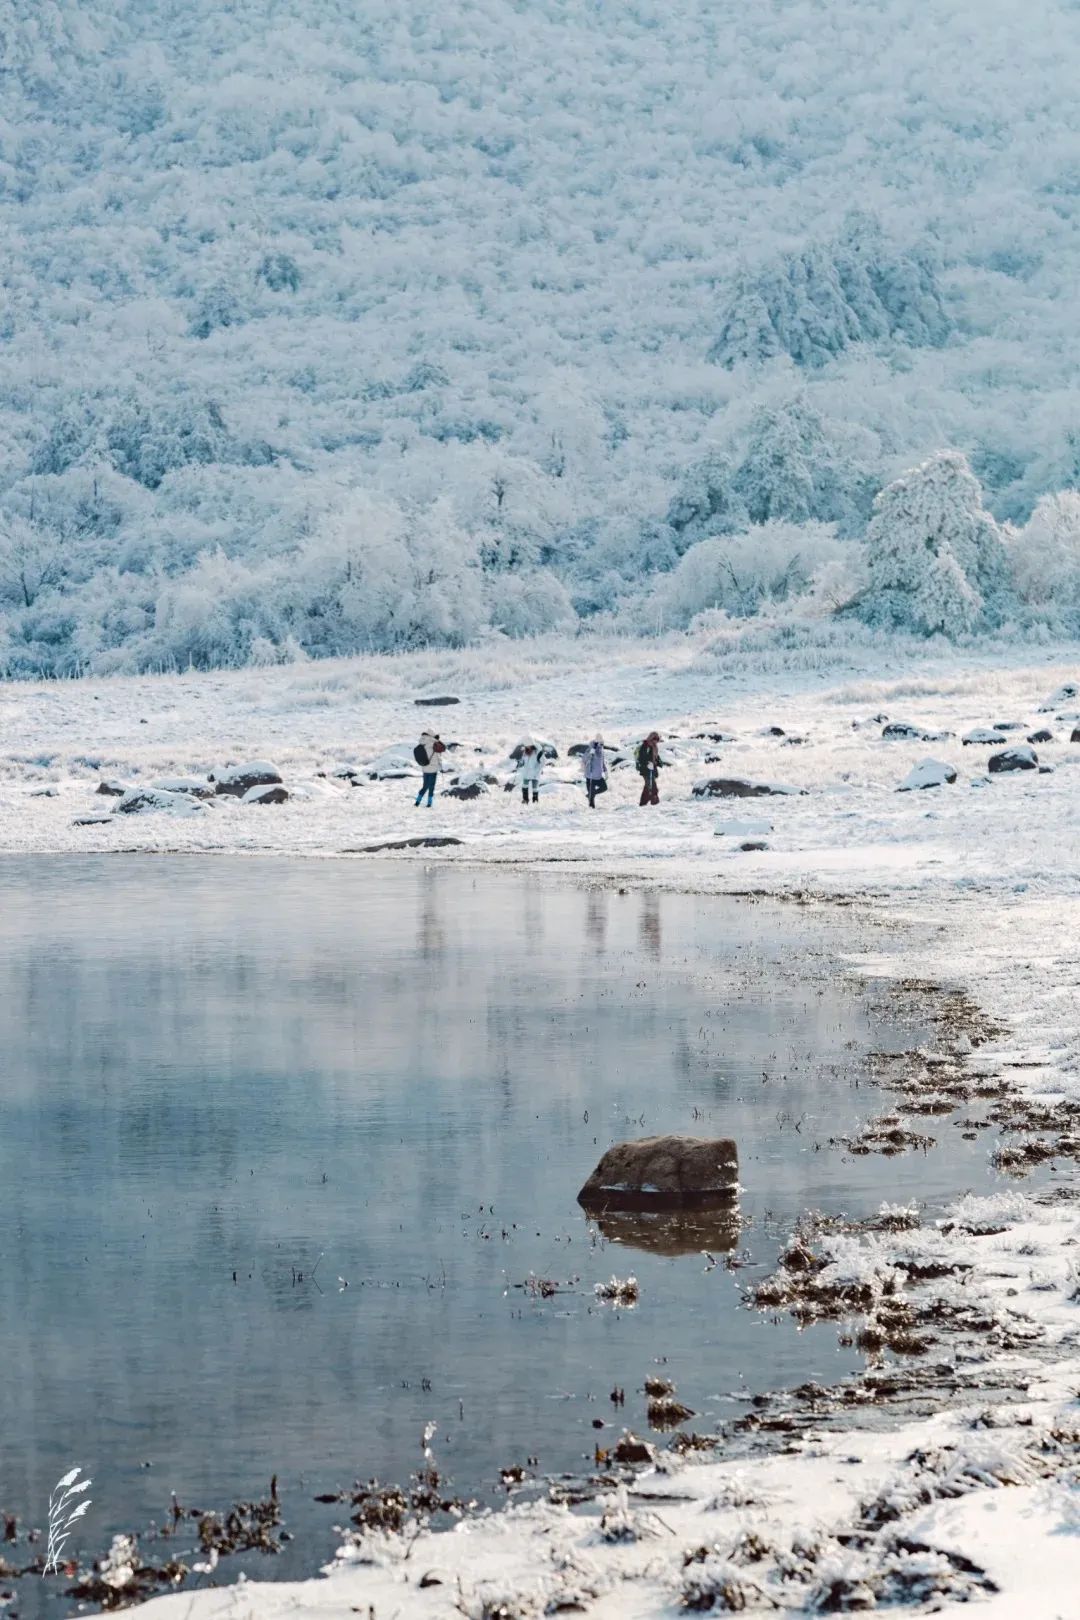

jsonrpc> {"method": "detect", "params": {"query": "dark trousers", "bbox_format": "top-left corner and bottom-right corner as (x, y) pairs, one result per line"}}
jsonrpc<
(586, 778), (602, 807)
(521, 785), (538, 803)
(416, 772), (438, 805)
(639, 770), (659, 806)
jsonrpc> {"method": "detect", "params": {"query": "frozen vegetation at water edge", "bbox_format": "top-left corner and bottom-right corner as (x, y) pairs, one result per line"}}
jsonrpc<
(7, 0), (1080, 672)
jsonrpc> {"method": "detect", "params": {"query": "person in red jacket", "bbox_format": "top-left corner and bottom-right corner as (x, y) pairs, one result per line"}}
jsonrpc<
(635, 732), (662, 806)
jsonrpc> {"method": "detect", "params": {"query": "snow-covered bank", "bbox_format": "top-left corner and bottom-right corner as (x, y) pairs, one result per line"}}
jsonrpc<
(10, 632), (1080, 1616)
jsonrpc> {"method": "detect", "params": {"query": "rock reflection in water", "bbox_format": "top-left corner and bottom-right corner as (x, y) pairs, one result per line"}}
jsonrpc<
(586, 1198), (741, 1258)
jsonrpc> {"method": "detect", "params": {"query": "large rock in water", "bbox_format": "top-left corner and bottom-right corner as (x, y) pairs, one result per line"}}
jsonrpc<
(578, 1135), (738, 1209)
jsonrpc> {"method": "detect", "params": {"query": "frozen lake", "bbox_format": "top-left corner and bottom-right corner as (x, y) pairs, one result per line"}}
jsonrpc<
(0, 858), (1001, 1598)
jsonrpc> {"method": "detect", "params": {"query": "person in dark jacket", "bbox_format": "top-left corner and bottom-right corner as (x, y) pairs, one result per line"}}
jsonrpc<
(635, 732), (662, 806)
(414, 731), (445, 807)
(582, 736), (607, 808)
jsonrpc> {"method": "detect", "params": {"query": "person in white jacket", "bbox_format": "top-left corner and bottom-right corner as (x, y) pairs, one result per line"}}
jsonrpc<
(515, 742), (543, 805)
(414, 731), (445, 807)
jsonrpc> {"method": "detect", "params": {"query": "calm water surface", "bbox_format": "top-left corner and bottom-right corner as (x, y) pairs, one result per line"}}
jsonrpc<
(0, 858), (1001, 1594)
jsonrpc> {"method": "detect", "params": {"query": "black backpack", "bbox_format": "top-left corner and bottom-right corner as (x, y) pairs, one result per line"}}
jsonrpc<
(413, 743), (427, 766)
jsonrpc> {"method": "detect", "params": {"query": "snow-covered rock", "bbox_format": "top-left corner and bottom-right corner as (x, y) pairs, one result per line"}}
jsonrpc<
(364, 744), (420, 779)
(210, 762), (283, 797)
(962, 727), (1007, 746)
(444, 772), (493, 800)
(714, 817), (773, 836)
(1028, 729), (1054, 744)
(693, 778), (805, 798)
(114, 788), (205, 817)
(96, 778), (128, 796)
(1039, 681), (1079, 711)
(882, 721), (943, 741)
(149, 776), (214, 799)
(988, 745), (1038, 773)
(242, 783), (289, 804)
(897, 759), (958, 791)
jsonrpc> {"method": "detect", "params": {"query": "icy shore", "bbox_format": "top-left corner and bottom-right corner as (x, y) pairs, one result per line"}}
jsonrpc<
(8, 630), (1080, 1616)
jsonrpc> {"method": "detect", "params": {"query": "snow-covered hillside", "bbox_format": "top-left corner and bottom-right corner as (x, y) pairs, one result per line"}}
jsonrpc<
(6, 0), (1080, 672)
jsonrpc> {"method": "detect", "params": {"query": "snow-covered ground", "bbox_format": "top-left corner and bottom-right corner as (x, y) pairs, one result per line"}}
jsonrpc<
(9, 628), (1080, 1616)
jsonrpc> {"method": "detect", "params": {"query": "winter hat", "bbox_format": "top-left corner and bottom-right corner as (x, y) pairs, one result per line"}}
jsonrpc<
(592, 734), (604, 745)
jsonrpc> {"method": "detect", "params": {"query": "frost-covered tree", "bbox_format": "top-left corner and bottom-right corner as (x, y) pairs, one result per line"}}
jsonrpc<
(0, 515), (65, 608)
(1009, 491), (1080, 632)
(666, 450), (747, 546)
(861, 451), (1011, 636)
(731, 400), (877, 535)
(711, 216), (952, 371)
(653, 520), (848, 629)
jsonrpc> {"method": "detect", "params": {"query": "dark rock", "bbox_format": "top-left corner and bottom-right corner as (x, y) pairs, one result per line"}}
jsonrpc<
(882, 722), (939, 742)
(611, 1432), (656, 1464)
(414, 695), (460, 707)
(568, 742), (589, 757)
(1029, 729), (1054, 745)
(739, 840), (769, 852)
(243, 784), (289, 804)
(962, 728), (1007, 746)
(211, 762), (283, 797)
(693, 729), (737, 743)
(73, 814), (113, 826)
(96, 779), (127, 796)
(352, 836), (464, 853)
(578, 1134), (738, 1208)
(509, 739), (558, 761)
(692, 778), (805, 798)
(443, 775), (489, 800)
(1072, 727), (1080, 744)
(988, 745), (1038, 773)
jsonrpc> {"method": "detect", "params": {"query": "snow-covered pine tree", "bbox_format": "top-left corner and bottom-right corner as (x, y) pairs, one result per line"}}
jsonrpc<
(862, 450), (1011, 635)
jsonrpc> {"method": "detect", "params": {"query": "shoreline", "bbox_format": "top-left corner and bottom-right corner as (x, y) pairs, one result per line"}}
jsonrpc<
(5, 639), (1080, 1615)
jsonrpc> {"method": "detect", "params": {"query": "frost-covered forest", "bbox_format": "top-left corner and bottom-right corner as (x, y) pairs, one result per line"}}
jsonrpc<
(6, 0), (1080, 673)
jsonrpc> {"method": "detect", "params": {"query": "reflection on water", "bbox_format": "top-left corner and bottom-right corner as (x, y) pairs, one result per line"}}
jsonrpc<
(589, 1202), (742, 1258)
(0, 857), (1000, 1605)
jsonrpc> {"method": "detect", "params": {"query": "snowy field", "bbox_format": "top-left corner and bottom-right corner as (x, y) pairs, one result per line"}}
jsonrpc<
(9, 629), (1080, 1617)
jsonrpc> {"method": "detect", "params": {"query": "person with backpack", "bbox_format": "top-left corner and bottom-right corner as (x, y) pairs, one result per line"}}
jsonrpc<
(635, 732), (662, 806)
(582, 736), (608, 808)
(413, 731), (446, 807)
(515, 741), (543, 804)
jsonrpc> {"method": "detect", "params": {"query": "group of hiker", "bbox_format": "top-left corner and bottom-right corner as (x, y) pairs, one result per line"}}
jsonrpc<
(413, 730), (664, 809)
